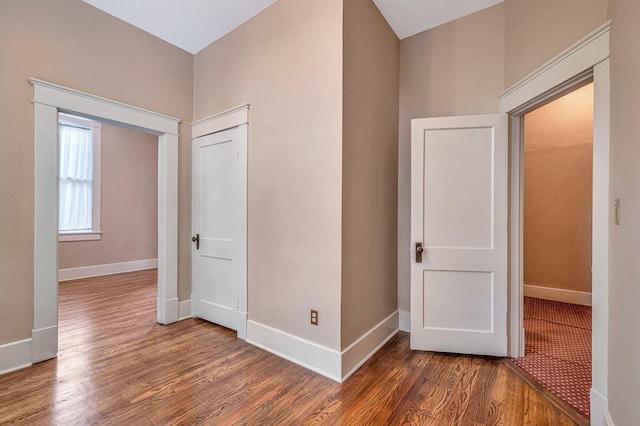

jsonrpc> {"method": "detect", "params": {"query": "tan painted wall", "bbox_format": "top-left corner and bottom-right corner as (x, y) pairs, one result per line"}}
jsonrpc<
(397, 4), (505, 312)
(607, 0), (640, 422)
(341, 0), (399, 348)
(504, 0), (608, 87)
(0, 0), (193, 345)
(523, 83), (593, 294)
(58, 124), (158, 269)
(194, 0), (344, 350)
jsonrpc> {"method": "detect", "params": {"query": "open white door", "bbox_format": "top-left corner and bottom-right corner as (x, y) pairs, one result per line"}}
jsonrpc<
(410, 114), (508, 356)
(192, 125), (247, 338)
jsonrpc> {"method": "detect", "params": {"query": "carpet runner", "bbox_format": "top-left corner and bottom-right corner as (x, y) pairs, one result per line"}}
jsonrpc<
(511, 297), (592, 419)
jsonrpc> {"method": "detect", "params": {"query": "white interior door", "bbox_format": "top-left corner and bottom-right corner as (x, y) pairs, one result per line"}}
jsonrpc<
(410, 114), (508, 356)
(192, 125), (247, 338)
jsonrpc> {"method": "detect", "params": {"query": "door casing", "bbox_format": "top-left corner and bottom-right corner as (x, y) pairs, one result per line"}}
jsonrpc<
(499, 21), (611, 422)
(31, 78), (181, 364)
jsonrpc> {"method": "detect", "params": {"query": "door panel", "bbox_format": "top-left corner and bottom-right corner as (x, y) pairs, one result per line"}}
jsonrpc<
(192, 126), (247, 334)
(422, 270), (494, 331)
(423, 127), (494, 249)
(411, 114), (507, 356)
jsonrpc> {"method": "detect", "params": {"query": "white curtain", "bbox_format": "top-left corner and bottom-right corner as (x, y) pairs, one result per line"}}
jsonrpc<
(59, 123), (93, 232)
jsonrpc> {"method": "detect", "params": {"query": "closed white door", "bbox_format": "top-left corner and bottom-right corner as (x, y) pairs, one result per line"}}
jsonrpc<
(410, 114), (508, 356)
(192, 125), (247, 338)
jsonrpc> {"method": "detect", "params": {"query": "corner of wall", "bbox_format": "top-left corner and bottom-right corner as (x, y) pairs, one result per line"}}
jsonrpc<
(245, 310), (399, 383)
(247, 320), (342, 381)
(341, 311), (399, 381)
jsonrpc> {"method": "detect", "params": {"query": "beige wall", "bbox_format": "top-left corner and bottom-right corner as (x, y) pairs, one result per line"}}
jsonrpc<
(504, 0), (608, 87)
(194, 0), (344, 350)
(0, 0), (193, 345)
(58, 124), (158, 270)
(523, 83), (593, 294)
(341, 0), (399, 347)
(607, 0), (640, 422)
(397, 4), (505, 312)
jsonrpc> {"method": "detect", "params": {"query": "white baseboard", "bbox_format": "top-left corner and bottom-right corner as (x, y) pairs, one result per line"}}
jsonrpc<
(32, 325), (58, 363)
(399, 309), (410, 332)
(591, 387), (609, 426)
(0, 339), (32, 375)
(236, 311), (247, 340)
(178, 299), (192, 321)
(341, 311), (398, 381)
(161, 298), (179, 325)
(247, 313), (399, 383)
(58, 258), (158, 281)
(524, 284), (592, 306)
(247, 320), (342, 382)
(603, 410), (614, 426)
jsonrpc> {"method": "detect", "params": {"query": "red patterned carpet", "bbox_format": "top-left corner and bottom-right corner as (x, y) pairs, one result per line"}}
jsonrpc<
(511, 297), (592, 419)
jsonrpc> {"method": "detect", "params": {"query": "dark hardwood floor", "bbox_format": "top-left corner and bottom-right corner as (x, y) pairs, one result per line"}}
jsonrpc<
(0, 270), (579, 425)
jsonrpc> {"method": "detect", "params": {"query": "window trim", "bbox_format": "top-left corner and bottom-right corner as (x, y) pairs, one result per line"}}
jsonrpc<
(57, 113), (102, 242)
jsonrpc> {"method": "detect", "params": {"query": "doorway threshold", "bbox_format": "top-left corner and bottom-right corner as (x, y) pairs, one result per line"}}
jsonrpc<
(504, 359), (589, 426)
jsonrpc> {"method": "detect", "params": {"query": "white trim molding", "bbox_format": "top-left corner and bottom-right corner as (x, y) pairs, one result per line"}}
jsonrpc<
(499, 21), (611, 424)
(236, 311), (248, 341)
(247, 320), (342, 382)
(58, 231), (102, 242)
(591, 387), (609, 426)
(399, 309), (410, 332)
(178, 299), (192, 321)
(499, 21), (611, 113)
(523, 285), (592, 306)
(58, 259), (158, 281)
(191, 103), (249, 138)
(30, 78), (181, 366)
(31, 79), (180, 134)
(341, 311), (398, 381)
(32, 325), (58, 364)
(0, 339), (32, 375)
(499, 21), (610, 357)
(603, 410), (614, 426)
(247, 312), (398, 383)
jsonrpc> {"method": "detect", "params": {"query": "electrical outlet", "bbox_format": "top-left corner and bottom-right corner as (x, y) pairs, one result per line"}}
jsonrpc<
(310, 309), (318, 326)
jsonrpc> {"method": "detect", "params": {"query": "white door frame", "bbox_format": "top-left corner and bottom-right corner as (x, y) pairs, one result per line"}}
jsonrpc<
(31, 79), (181, 364)
(498, 21), (611, 422)
(191, 104), (249, 339)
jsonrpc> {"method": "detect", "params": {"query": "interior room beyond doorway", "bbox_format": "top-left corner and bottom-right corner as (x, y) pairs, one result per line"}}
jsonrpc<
(513, 82), (594, 421)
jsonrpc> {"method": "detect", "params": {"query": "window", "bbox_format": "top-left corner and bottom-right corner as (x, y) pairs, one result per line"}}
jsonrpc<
(58, 113), (101, 241)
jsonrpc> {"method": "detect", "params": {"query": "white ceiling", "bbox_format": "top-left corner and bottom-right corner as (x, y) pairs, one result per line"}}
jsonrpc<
(373, 0), (504, 40)
(82, 0), (279, 54)
(82, 0), (504, 54)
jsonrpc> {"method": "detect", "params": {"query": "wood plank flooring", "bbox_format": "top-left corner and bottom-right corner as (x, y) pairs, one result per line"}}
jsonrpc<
(0, 270), (579, 425)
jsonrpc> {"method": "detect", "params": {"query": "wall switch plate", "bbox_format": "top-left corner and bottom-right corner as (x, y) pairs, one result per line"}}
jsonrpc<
(310, 309), (318, 326)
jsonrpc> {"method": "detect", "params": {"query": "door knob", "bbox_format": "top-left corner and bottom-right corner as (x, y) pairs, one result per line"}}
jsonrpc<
(415, 242), (424, 263)
(192, 234), (200, 250)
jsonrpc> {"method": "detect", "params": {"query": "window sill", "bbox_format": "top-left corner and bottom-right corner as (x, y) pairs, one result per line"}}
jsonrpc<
(58, 231), (102, 242)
